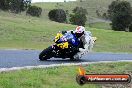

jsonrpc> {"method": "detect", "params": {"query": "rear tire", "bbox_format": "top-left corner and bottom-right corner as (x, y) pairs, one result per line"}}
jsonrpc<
(70, 57), (80, 61)
(70, 56), (76, 61)
(70, 53), (80, 61)
(39, 46), (53, 61)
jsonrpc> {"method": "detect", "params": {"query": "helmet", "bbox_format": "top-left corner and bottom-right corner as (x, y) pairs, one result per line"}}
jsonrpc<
(75, 26), (85, 33)
(75, 26), (85, 38)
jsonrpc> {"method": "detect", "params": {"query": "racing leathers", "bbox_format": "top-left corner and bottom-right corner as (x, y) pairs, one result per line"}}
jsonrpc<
(73, 31), (94, 59)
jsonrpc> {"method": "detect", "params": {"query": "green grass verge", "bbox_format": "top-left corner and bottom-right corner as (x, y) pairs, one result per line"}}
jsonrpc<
(0, 12), (132, 52)
(89, 22), (111, 30)
(92, 28), (132, 53)
(0, 62), (131, 88)
(0, 13), (75, 49)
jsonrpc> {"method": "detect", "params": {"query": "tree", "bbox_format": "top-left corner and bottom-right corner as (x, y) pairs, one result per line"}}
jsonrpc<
(0, 0), (31, 13)
(80, 0), (83, 2)
(0, 0), (10, 10)
(128, 23), (132, 32)
(24, 0), (31, 9)
(107, 0), (132, 31)
(26, 6), (42, 17)
(10, 0), (31, 13)
(48, 9), (66, 23)
(69, 7), (87, 26)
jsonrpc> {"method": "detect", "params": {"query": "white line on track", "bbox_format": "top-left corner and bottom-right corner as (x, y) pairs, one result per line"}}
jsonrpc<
(0, 60), (132, 73)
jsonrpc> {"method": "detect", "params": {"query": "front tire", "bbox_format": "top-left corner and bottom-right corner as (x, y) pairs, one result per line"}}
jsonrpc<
(39, 46), (53, 61)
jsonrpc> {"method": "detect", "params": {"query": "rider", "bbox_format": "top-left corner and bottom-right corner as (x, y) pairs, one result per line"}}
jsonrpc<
(73, 26), (94, 59)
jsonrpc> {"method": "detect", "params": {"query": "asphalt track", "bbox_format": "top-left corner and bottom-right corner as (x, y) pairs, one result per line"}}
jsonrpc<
(0, 50), (132, 69)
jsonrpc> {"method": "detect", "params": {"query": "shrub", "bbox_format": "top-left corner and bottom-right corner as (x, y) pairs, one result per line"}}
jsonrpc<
(107, 0), (132, 31)
(48, 9), (66, 23)
(0, 0), (31, 13)
(0, 0), (10, 11)
(69, 7), (87, 26)
(26, 6), (42, 17)
(128, 23), (132, 32)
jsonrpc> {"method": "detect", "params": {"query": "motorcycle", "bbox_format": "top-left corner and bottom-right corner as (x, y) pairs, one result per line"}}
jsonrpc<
(39, 31), (81, 61)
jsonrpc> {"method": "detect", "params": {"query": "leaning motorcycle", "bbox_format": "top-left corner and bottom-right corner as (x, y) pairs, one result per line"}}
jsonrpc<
(39, 31), (81, 61)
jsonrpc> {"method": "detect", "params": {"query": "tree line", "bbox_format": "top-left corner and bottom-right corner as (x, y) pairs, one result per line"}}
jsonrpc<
(0, 0), (42, 17)
(48, 7), (87, 26)
(108, 0), (132, 32)
(48, 0), (132, 32)
(0, 0), (31, 13)
(1, 0), (132, 32)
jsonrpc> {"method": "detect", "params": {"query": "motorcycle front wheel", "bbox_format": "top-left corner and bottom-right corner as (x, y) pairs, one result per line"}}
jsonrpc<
(39, 46), (53, 61)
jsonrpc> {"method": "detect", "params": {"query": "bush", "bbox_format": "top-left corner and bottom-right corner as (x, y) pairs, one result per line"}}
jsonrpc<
(0, 0), (31, 13)
(107, 0), (132, 31)
(128, 24), (132, 32)
(48, 9), (66, 23)
(26, 6), (42, 17)
(10, 0), (22, 13)
(69, 7), (87, 26)
(70, 14), (87, 26)
(0, 0), (10, 11)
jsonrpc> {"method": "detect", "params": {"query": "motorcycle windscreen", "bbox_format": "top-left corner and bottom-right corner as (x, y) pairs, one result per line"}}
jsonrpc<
(58, 32), (80, 46)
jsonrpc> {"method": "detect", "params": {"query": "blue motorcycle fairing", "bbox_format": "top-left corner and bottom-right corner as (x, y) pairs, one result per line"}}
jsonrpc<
(58, 32), (80, 46)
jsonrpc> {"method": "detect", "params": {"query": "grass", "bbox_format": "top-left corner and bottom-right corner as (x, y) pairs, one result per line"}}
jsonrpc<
(0, 12), (75, 49)
(32, 0), (132, 18)
(0, 62), (131, 88)
(0, 1), (132, 53)
(89, 22), (111, 30)
(92, 28), (132, 53)
(0, 11), (132, 53)
(0, 1), (132, 88)
(32, 2), (77, 10)
(78, 0), (132, 17)
(32, 2), (78, 20)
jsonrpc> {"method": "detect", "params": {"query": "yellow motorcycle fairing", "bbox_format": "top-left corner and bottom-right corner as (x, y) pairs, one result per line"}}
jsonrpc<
(54, 32), (69, 49)
(57, 42), (69, 49)
(54, 32), (63, 43)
